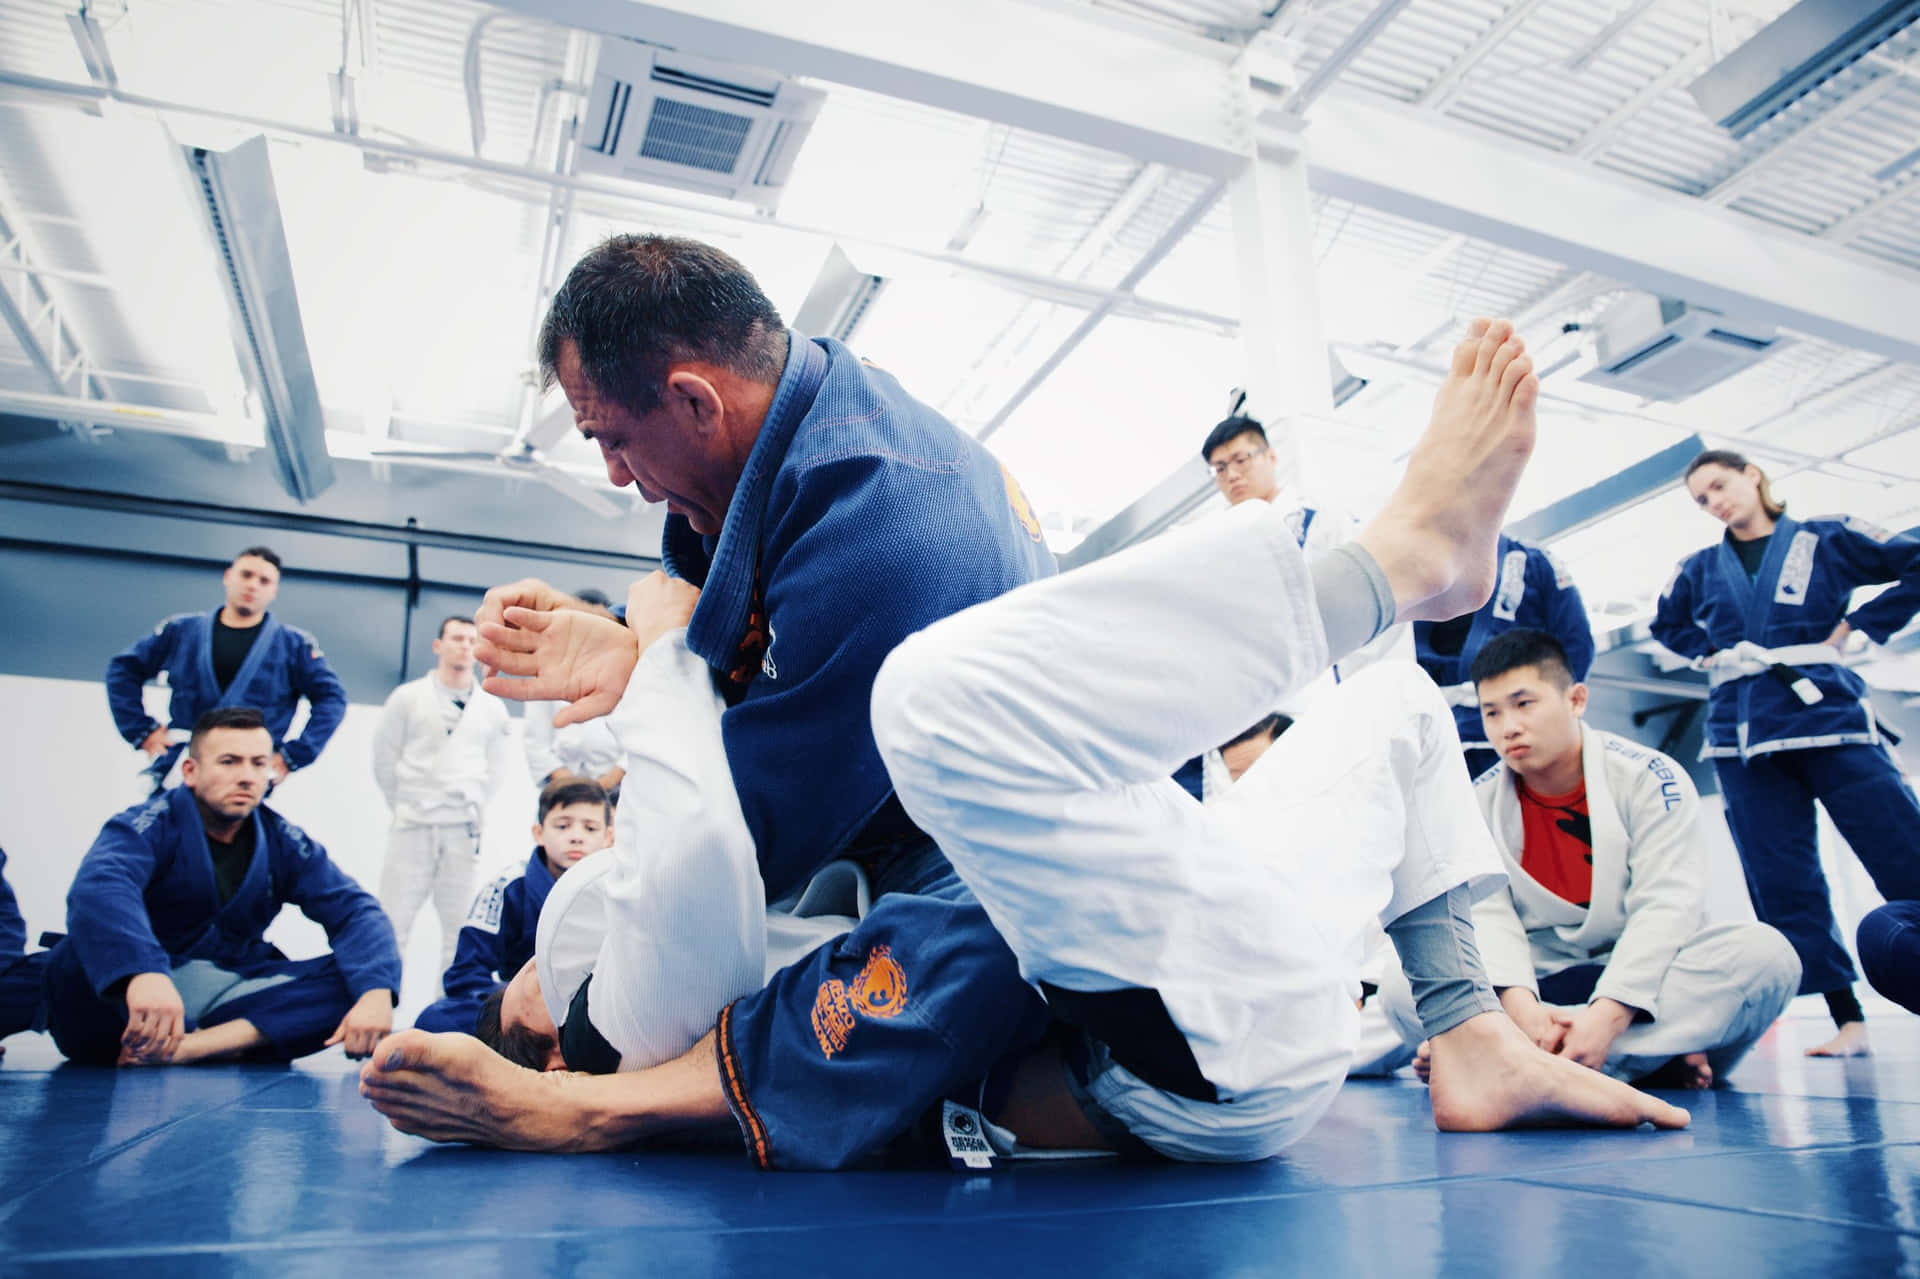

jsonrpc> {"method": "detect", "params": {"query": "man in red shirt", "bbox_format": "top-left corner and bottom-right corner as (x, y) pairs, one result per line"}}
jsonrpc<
(1392, 628), (1799, 1088)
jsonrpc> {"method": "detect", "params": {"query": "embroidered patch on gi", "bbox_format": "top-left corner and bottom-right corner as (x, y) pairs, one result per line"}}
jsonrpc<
(1492, 548), (1529, 621)
(849, 944), (907, 1019)
(1774, 530), (1818, 606)
(1844, 515), (1892, 543)
(1001, 463), (1044, 543)
(1545, 548), (1574, 590)
(811, 945), (909, 1059)
(761, 622), (778, 681)
(465, 876), (509, 932)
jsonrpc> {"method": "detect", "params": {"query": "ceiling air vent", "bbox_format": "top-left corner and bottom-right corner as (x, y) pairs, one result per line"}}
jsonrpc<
(1577, 295), (1783, 401)
(576, 42), (825, 212)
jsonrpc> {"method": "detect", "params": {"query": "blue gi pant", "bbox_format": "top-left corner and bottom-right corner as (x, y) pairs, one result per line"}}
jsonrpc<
(1858, 901), (1920, 1016)
(1, 952), (47, 1041)
(716, 832), (1050, 1170)
(43, 941), (356, 1064)
(1715, 744), (1920, 995)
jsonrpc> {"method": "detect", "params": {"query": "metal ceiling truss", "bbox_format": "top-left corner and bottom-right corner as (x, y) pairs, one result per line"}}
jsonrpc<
(0, 201), (108, 435)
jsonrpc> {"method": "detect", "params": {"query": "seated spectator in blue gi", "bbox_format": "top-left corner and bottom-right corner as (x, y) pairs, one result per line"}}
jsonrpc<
(0, 847), (49, 1055)
(42, 707), (401, 1066)
(1385, 629), (1800, 1089)
(106, 546), (347, 793)
(1654, 448), (1920, 1058)
(1858, 902), (1920, 1016)
(1415, 534), (1593, 780)
(413, 780), (614, 1035)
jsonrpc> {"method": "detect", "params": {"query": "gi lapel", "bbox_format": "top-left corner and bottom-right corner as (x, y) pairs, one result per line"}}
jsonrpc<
(1739, 517), (1798, 642)
(191, 609), (220, 700)
(215, 614), (284, 709)
(1568, 725), (1628, 950)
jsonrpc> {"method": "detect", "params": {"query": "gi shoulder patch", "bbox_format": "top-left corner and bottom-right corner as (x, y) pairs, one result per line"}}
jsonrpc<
(1543, 548), (1575, 590)
(1775, 530), (1819, 606)
(1492, 548), (1529, 621)
(465, 875), (510, 933)
(1842, 514), (1893, 543)
(1000, 463), (1043, 543)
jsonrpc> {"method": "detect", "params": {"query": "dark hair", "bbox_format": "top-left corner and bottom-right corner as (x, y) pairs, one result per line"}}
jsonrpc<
(539, 778), (612, 825)
(1223, 712), (1291, 750)
(537, 234), (787, 418)
(188, 706), (269, 758)
(1202, 415), (1269, 461)
(1684, 448), (1786, 518)
(475, 986), (558, 1070)
(1470, 628), (1575, 691)
(574, 588), (613, 609)
(437, 615), (475, 638)
(233, 546), (282, 571)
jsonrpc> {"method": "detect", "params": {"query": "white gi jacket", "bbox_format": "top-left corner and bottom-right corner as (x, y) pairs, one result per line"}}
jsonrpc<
(372, 674), (513, 827)
(1471, 724), (1707, 1019)
(523, 702), (624, 786)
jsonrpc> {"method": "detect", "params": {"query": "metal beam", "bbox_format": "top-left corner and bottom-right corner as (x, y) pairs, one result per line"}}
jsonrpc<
(1287, 0), (1413, 115)
(1821, 173), (1920, 243)
(486, 0), (1250, 176)
(1303, 91), (1920, 365)
(1565, 0), (1662, 74)
(1569, 37), (1713, 161)
(1506, 433), (1706, 545)
(1418, 0), (1550, 112)
(0, 203), (107, 420)
(1702, 66), (1913, 207)
(1056, 457), (1216, 571)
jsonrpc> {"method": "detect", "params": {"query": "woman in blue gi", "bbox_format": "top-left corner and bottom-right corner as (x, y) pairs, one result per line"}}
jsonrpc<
(1652, 448), (1920, 1057)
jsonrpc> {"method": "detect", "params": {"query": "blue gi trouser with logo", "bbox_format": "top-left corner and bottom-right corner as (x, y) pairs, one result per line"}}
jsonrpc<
(716, 832), (1050, 1170)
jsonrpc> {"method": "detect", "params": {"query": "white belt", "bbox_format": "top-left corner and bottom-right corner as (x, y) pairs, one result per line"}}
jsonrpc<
(1440, 680), (1479, 709)
(1702, 642), (1843, 688)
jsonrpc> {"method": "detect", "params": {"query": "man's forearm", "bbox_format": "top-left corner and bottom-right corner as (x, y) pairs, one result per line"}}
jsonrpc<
(571, 1029), (733, 1151)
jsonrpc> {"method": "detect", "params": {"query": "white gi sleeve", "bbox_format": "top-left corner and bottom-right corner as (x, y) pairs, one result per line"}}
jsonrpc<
(523, 700), (562, 785)
(1591, 763), (1709, 1020)
(371, 685), (408, 805)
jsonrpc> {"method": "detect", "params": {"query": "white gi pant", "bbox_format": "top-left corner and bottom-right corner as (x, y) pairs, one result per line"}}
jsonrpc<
(379, 820), (481, 982)
(1379, 921), (1800, 1082)
(873, 500), (1504, 1162)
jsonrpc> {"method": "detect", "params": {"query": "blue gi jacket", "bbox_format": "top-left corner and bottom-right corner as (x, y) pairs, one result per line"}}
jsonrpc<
(64, 787), (400, 1001)
(440, 849), (557, 1006)
(0, 848), (24, 959)
(1652, 514), (1920, 760)
(662, 333), (1057, 898)
(105, 609), (348, 781)
(1415, 535), (1594, 748)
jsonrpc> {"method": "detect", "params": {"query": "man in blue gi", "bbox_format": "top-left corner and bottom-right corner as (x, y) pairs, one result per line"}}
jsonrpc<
(362, 232), (1057, 1165)
(43, 707), (401, 1065)
(106, 547), (348, 794)
(0, 847), (48, 1054)
(413, 779), (613, 1035)
(1416, 533), (1594, 778)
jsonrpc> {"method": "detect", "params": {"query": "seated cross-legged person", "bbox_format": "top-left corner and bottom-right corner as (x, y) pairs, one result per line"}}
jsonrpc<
(414, 780), (615, 1035)
(1388, 629), (1800, 1088)
(43, 708), (401, 1066)
(0, 847), (50, 1053)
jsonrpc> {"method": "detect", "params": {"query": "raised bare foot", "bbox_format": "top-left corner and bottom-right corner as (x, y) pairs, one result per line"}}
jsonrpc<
(360, 1028), (608, 1151)
(1807, 1022), (1870, 1058)
(1355, 318), (1540, 623)
(1427, 1012), (1689, 1132)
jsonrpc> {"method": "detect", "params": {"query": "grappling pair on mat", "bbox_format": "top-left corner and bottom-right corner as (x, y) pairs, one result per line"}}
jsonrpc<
(359, 314), (1696, 1169)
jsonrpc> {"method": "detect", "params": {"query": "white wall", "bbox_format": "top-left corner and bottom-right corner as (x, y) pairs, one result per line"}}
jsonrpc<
(0, 674), (541, 1024)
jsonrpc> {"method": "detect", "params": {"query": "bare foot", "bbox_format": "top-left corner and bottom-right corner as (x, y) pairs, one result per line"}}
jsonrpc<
(1638, 1052), (1714, 1090)
(360, 1028), (611, 1151)
(1807, 1022), (1871, 1057)
(1355, 318), (1540, 623)
(1427, 1013), (1690, 1132)
(1412, 1039), (1432, 1083)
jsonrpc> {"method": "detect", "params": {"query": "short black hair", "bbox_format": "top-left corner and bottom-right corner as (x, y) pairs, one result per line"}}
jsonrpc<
(1202, 415), (1268, 461)
(537, 234), (787, 419)
(437, 615), (475, 638)
(475, 986), (558, 1070)
(539, 778), (612, 825)
(574, 588), (613, 609)
(1223, 712), (1292, 750)
(188, 706), (269, 758)
(1470, 628), (1575, 691)
(234, 546), (281, 571)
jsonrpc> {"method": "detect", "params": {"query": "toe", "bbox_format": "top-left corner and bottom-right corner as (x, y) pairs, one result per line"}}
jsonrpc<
(1498, 351), (1532, 396)
(1451, 333), (1482, 377)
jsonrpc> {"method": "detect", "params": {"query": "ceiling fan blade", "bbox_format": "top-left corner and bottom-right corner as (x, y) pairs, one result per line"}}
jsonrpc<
(524, 401), (575, 452)
(368, 447), (503, 462)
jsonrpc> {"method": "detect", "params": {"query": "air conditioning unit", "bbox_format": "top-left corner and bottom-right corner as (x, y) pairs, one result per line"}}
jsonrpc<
(575, 41), (825, 213)
(1577, 295), (1783, 400)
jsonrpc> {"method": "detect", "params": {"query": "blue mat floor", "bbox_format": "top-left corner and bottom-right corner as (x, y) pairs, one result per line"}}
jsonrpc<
(3, 1011), (1917, 1277)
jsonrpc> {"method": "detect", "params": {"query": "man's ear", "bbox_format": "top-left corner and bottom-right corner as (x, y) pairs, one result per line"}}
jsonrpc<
(662, 368), (725, 438)
(1568, 682), (1589, 718)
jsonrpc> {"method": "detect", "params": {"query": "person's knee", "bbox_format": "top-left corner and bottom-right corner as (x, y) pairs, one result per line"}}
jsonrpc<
(1857, 903), (1918, 989)
(1745, 923), (1803, 1001)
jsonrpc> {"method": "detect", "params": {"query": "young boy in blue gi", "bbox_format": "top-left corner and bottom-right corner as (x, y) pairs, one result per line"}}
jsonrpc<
(43, 707), (401, 1065)
(414, 780), (613, 1035)
(106, 546), (348, 793)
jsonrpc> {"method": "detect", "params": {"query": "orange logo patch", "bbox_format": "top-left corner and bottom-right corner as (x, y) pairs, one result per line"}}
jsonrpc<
(811, 945), (910, 1058)
(1001, 463), (1043, 543)
(849, 944), (907, 1020)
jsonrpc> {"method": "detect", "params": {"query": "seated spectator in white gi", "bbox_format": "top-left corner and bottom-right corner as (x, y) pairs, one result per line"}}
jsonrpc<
(524, 591), (625, 800)
(1386, 628), (1800, 1088)
(42, 708), (400, 1065)
(412, 779), (614, 1035)
(373, 615), (514, 979)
